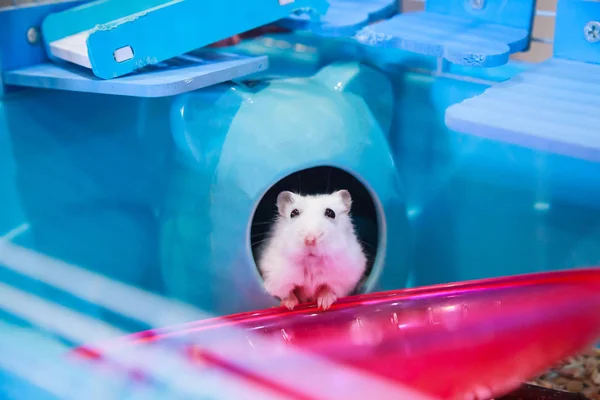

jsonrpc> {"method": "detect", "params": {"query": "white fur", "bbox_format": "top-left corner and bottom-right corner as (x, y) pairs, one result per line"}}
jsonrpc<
(257, 190), (367, 310)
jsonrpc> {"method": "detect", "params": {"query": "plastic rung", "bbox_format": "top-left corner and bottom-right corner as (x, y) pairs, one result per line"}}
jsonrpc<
(2, 50), (268, 97)
(354, 11), (529, 67)
(278, 0), (397, 37)
(445, 58), (600, 162)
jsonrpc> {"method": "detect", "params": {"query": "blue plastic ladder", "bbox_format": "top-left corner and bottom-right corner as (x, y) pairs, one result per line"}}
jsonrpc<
(41, 0), (328, 80)
(445, 0), (600, 163)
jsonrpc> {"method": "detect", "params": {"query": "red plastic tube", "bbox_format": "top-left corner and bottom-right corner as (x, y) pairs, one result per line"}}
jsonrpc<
(74, 268), (600, 400)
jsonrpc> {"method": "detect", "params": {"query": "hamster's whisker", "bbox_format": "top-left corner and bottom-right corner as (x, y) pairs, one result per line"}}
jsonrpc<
(251, 238), (270, 246)
(252, 220), (275, 226)
(359, 240), (375, 250)
(251, 232), (268, 238)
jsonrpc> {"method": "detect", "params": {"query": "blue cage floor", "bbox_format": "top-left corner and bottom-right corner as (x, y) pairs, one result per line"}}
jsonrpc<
(445, 58), (600, 162)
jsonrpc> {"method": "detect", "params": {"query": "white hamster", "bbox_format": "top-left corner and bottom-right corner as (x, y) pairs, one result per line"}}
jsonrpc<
(258, 189), (367, 310)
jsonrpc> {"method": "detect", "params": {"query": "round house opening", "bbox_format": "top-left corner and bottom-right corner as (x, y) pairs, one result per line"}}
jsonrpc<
(250, 166), (380, 294)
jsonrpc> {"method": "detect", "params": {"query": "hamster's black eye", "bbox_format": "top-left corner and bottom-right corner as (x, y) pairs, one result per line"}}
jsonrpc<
(325, 208), (335, 219)
(290, 209), (299, 218)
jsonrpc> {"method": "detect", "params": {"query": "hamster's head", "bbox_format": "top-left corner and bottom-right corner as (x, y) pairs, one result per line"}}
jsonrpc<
(275, 190), (355, 257)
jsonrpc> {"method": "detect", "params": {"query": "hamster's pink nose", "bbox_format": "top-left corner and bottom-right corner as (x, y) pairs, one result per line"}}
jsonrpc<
(304, 235), (317, 246)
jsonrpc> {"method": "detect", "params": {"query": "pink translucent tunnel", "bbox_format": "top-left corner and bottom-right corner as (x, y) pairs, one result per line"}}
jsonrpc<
(73, 268), (600, 400)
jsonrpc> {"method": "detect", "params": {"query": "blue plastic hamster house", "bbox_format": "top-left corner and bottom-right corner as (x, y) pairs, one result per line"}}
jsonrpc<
(161, 62), (410, 314)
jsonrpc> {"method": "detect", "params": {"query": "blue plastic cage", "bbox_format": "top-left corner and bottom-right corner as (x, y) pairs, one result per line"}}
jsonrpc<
(2, 0), (600, 398)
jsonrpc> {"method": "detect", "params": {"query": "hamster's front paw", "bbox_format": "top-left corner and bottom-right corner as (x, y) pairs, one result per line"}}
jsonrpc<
(316, 286), (337, 311)
(280, 292), (299, 310)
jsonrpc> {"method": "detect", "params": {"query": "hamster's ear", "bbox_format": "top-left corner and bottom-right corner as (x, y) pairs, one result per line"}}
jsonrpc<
(277, 191), (295, 216)
(337, 190), (352, 213)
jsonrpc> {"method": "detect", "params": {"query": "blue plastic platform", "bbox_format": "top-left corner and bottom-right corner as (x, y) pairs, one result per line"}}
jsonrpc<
(445, 0), (600, 162)
(3, 51), (267, 97)
(354, 0), (535, 68)
(278, 0), (398, 37)
(445, 58), (600, 162)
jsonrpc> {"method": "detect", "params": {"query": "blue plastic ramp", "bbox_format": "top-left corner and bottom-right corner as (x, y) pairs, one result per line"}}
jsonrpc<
(278, 0), (397, 37)
(42, 0), (328, 80)
(445, 0), (600, 162)
(354, 0), (535, 68)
